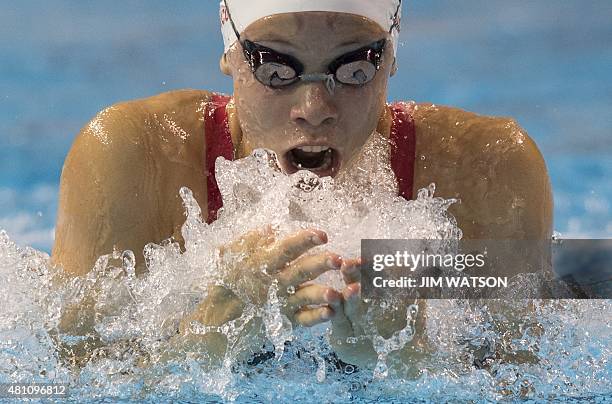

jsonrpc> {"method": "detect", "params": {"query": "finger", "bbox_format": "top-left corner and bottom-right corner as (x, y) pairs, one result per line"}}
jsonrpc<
(341, 258), (362, 285)
(277, 252), (341, 288)
(264, 229), (327, 272)
(329, 296), (353, 339)
(294, 306), (334, 327)
(342, 283), (366, 335)
(224, 225), (274, 254)
(286, 284), (341, 313)
(328, 285), (362, 343)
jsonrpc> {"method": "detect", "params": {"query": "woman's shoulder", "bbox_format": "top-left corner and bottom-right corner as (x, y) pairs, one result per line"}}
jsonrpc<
(64, 88), (218, 223)
(96, 88), (214, 130)
(407, 101), (535, 149)
(72, 89), (216, 157)
(391, 101), (513, 126)
(123, 89), (215, 114)
(405, 101), (552, 240)
(55, 89), (217, 275)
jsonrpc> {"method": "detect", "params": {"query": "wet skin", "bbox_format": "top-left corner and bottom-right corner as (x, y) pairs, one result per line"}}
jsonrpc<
(52, 13), (553, 368)
(222, 13), (394, 177)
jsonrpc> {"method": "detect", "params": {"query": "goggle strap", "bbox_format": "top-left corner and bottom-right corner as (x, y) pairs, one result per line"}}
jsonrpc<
(389, 1), (402, 34)
(223, 0), (242, 42)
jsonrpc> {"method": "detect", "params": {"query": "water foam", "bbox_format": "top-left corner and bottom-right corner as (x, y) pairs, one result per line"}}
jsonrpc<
(0, 134), (609, 402)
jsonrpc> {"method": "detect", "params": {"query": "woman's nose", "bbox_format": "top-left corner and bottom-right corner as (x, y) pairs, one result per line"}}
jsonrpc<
(290, 83), (339, 129)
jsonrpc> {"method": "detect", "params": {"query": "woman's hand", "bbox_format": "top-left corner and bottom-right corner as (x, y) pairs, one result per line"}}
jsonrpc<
(329, 259), (422, 369)
(222, 226), (344, 325)
(180, 226), (344, 336)
(328, 258), (378, 367)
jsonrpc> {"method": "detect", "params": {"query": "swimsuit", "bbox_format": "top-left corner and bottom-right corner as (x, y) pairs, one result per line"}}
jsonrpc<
(204, 93), (416, 224)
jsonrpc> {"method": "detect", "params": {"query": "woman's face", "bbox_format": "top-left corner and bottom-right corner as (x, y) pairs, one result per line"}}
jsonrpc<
(222, 12), (394, 177)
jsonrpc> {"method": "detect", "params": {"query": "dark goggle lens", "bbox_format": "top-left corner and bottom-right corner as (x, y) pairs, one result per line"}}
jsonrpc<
(245, 38), (384, 89)
(254, 63), (299, 87)
(255, 60), (377, 88)
(335, 60), (378, 85)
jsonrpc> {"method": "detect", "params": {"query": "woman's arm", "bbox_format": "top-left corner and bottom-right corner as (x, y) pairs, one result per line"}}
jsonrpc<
(52, 104), (157, 278)
(52, 90), (212, 278)
(412, 103), (553, 242)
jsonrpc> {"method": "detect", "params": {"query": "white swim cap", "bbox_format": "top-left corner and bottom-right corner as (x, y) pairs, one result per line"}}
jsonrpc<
(220, 0), (402, 56)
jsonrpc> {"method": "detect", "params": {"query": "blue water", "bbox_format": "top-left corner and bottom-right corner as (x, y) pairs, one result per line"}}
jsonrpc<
(1, 1), (611, 250)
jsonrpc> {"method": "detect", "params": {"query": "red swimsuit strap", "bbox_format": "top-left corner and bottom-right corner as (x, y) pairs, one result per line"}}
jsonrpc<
(204, 97), (417, 223)
(388, 102), (417, 200)
(204, 93), (234, 223)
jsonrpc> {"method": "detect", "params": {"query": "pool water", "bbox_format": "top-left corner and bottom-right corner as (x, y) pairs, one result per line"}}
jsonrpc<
(0, 1), (610, 402)
(1, 0), (611, 250)
(1, 148), (610, 402)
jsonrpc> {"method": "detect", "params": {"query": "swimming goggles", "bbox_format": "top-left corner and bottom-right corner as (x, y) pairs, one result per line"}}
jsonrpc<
(223, 0), (394, 94)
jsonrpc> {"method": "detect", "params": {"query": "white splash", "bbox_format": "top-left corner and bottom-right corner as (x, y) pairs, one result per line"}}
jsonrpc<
(0, 132), (609, 402)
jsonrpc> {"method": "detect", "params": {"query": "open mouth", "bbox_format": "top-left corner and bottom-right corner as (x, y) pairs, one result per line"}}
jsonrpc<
(284, 146), (340, 177)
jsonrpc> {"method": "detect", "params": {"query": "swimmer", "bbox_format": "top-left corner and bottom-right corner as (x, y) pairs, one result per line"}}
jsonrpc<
(51, 0), (552, 368)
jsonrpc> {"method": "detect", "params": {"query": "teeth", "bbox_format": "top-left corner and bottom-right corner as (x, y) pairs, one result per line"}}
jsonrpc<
(297, 146), (330, 153)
